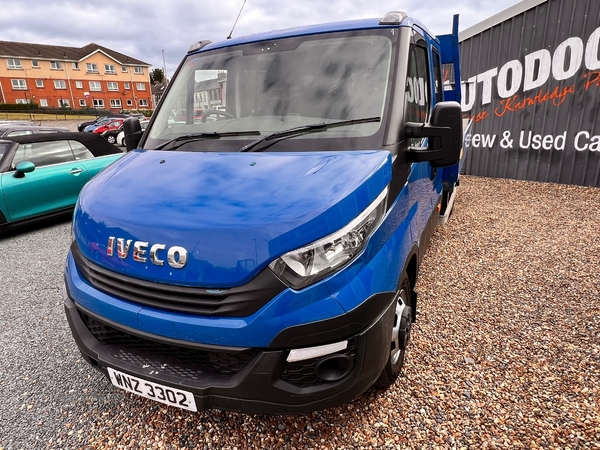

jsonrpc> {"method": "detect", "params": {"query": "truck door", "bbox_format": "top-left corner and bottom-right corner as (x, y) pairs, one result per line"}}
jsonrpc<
(405, 33), (439, 244)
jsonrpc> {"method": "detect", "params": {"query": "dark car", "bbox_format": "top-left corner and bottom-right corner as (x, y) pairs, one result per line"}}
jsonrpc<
(0, 132), (124, 232)
(102, 125), (124, 145)
(0, 125), (70, 138)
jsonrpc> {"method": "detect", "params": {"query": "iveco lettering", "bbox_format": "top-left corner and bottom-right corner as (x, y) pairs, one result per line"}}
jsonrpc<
(63, 11), (467, 414)
(106, 237), (188, 268)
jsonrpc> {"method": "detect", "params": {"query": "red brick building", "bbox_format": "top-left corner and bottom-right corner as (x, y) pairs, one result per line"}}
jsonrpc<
(0, 41), (151, 111)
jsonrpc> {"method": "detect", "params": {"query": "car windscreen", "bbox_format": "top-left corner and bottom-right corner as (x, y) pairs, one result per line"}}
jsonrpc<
(0, 142), (10, 159)
(145, 29), (395, 151)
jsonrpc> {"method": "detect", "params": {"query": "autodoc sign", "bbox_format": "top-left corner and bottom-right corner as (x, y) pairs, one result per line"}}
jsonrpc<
(459, 0), (600, 186)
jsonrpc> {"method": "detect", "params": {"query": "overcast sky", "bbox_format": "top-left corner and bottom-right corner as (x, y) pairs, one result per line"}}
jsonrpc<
(1, 0), (522, 77)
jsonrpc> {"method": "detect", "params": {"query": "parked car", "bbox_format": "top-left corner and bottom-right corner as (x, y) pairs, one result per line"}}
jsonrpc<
(116, 119), (149, 146)
(83, 117), (116, 133)
(78, 114), (129, 132)
(101, 126), (123, 145)
(0, 132), (124, 232)
(0, 125), (70, 138)
(93, 119), (124, 143)
(78, 113), (147, 132)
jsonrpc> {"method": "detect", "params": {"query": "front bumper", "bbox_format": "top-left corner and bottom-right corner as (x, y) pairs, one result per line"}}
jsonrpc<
(64, 290), (396, 415)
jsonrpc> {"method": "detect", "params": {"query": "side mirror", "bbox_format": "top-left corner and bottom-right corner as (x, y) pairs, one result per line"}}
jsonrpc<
(123, 117), (142, 152)
(406, 101), (463, 168)
(14, 161), (36, 178)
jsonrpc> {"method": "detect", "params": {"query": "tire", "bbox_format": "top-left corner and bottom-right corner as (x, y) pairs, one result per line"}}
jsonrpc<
(374, 272), (413, 389)
(120, 137), (125, 147)
(107, 135), (116, 144)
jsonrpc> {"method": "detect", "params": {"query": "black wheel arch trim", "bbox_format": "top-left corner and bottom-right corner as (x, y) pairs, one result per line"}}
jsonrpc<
(268, 291), (396, 349)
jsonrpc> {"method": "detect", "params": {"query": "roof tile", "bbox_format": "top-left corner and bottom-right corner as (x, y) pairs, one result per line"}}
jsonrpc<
(0, 40), (149, 66)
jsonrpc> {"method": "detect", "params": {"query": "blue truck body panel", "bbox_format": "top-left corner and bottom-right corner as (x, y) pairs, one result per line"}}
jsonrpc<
(66, 158), (435, 348)
(63, 12), (463, 414)
(74, 149), (391, 287)
(200, 17), (434, 52)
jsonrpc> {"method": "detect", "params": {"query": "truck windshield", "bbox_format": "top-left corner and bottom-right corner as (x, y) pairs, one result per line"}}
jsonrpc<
(145, 30), (395, 151)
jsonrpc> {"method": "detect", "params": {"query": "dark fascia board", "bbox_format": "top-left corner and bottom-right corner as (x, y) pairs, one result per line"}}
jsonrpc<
(459, 0), (548, 41)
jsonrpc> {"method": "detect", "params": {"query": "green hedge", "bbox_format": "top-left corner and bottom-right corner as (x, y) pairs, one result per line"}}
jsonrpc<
(0, 103), (40, 111)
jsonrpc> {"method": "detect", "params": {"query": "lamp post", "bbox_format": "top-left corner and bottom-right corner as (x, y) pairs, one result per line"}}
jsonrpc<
(24, 91), (32, 120)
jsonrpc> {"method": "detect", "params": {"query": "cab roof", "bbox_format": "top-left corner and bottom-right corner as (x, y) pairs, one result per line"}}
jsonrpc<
(195, 15), (435, 53)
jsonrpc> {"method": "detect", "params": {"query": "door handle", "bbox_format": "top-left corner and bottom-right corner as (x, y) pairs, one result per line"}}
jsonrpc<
(69, 168), (84, 175)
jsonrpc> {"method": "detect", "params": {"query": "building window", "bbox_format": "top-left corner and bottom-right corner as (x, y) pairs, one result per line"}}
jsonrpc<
(79, 99), (86, 107)
(89, 81), (101, 91)
(31, 60), (40, 68)
(93, 99), (104, 108)
(7, 59), (22, 69)
(54, 80), (67, 89)
(86, 63), (99, 73)
(15, 99), (30, 104)
(136, 83), (146, 91)
(139, 99), (148, 107)
(121, 65), (127, 72)
(134, 66), (143, 74)
(126, 99), (133, 106)
(107, 82), (119, 91)
(35, 79), (44, 88)
(51, 61), (63, 70)
(110, 99), (122, 108)
(124, 82), (131, 89)
(75, 81), (83, 89)
(104, 64), (116, 74)
(39, 99), (48, 107)
(11, 79), (27, 90)
(58, 99), (70, 107)
(72, 62), (79, 70)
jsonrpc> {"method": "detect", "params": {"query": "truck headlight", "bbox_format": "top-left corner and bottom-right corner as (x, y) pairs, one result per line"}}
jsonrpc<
(269, 187), (388, 290)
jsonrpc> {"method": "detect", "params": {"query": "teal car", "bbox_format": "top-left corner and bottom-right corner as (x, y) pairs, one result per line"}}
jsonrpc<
(0, 132), (123, 232)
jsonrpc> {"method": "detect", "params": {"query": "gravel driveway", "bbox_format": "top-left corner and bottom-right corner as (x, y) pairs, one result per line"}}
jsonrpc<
(0, 176), (598, 449)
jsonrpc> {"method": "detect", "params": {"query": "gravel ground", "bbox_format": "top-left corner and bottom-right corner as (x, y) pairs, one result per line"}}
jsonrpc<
(0, 176), (599, 449)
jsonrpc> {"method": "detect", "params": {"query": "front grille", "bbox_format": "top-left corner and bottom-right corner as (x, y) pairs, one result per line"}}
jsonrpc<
(80, 310), (257, 378)
(71, 242), (286, 317)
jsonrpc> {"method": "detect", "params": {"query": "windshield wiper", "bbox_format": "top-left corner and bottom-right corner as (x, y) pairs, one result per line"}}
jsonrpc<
(155, 131), (261, 150)
(239, 117), (381, 153)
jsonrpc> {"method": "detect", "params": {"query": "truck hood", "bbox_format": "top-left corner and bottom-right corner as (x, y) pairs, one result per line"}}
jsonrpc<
(74, 149), (391, 287)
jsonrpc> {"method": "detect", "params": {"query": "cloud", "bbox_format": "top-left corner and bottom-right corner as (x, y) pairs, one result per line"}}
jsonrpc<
(0, 0), (522, 76)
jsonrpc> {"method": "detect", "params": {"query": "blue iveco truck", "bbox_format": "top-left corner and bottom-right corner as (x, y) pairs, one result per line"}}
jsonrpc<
(64, 11), (464, 414)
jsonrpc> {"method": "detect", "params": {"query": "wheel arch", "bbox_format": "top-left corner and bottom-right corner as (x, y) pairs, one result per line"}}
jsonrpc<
(402, 244), (419, 291)
(401, 244), (419, 322)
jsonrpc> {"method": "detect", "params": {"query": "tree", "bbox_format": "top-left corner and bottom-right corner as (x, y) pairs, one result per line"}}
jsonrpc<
(150, 68), (165, 85)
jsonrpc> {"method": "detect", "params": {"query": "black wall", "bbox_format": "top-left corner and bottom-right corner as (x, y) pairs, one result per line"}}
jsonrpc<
(460, 0), (600, 186)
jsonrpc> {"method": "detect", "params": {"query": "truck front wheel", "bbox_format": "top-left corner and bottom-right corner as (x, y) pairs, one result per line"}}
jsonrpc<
(374, 273), (412, 389)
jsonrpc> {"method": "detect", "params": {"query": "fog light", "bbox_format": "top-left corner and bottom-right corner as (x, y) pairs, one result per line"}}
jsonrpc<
(315, 354), (354, 382)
